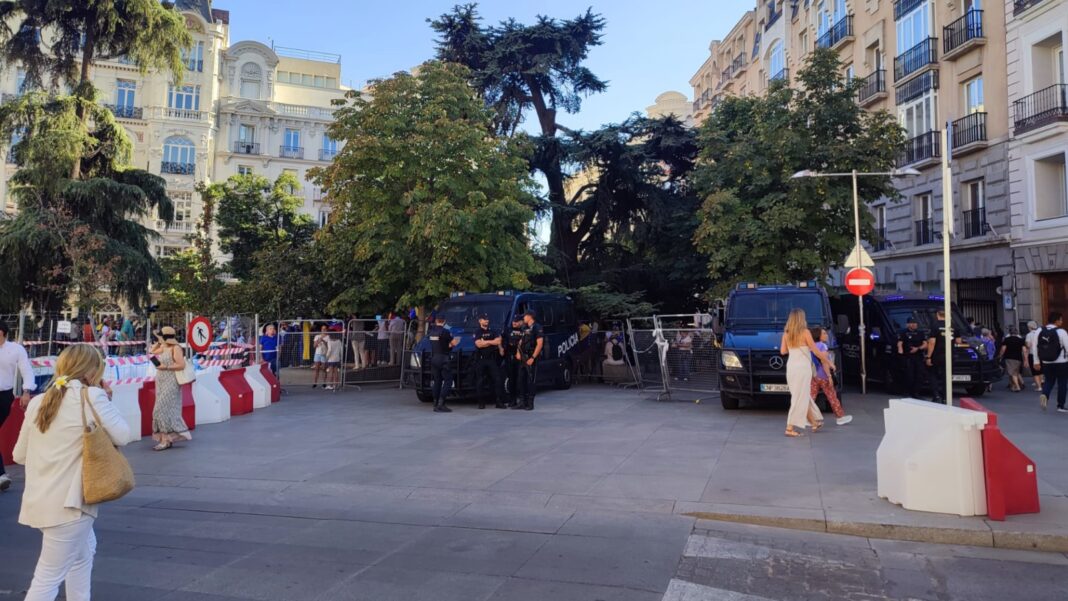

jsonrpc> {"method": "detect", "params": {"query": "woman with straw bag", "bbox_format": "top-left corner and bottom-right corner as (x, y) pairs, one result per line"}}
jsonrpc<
(149, 326), (192, 451)
(14, 343), (134, 601)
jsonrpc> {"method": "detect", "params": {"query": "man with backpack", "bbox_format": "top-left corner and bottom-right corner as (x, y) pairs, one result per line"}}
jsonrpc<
(1033, 311), (1068, 412)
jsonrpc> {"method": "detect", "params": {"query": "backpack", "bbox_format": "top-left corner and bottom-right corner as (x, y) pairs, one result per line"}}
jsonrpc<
(1037, 328), (1064, 363)
(610, 341), (624, 362)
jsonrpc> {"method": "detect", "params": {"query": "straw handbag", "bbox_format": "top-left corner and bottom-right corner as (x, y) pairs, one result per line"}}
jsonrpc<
(80, 387), (135, 504)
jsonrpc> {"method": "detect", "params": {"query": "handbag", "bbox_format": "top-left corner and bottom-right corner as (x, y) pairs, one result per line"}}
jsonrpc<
(173, 347), (196, 385)
(80, 387), (135, 504)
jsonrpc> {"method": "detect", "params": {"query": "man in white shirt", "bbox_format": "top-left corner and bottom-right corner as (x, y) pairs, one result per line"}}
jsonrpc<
(1024, 320), (1043, 391)
(376, 316), (389, 366)
(388, 313), (406, 366)
(0, 322), (37, 491)
(324, 335), (343, 390)
(1033, 312), (1068, 412)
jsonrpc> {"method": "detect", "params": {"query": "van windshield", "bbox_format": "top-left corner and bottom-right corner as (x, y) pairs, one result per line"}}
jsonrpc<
(883, 304), (970, 337)
(727, 292), (827, 326)
(434, 299), (512, 333)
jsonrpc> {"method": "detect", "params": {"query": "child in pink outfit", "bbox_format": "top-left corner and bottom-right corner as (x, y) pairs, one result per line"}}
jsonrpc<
(809, 327), (852, 426)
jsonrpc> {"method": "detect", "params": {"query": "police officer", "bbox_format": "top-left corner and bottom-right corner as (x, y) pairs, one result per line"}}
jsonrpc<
(473, 314), (506, 409)
(897, 316), (927, 398)
(514, 311), (544, 411)
(502, 316), (525, 408)
(925, 309), (959, 403)
(427, 313), (458, 413)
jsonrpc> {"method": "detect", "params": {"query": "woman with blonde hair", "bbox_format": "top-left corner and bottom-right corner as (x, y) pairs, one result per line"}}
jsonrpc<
(14, 343), (131, 600)
(149, 326), (191, 451)
(779, 308), (834, 437)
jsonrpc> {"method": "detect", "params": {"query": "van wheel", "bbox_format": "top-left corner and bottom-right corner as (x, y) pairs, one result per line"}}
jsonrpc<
(721, 394), (740, 410)
(417, 391), (433, 403)
(965, 384), (986, 397)
(554, 360), (573, 390)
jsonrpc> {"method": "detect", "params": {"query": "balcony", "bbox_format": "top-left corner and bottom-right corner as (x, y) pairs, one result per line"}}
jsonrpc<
(962, 208), (987, 239)
(732, 53), (747, 74)
(1014, 0), (1048, 16)
(233, 141), (260, 155)
(943, 10), (984, 59)
(104, 104), (143, 120)
(721, 66), (734, 81)
(769, 68), (788, 83)
(898, 130), (941, 167)
(896, 70), (939, 105)
(160, 161), (195, 175)
(5, 148), (18, 164)
(894, 37), (938, 83)
(319, 148), (338, 161)
(163, 107), (206, 121)
(1013, 84), (1068, 134)
(155, 220), (194, 233)
(951, 112), (987, 154)
(280, 146), (304, 159)
(895, 0), (925, 20)
(816, 15), (854, 50)
(915, 219), (936, 245)
(858, 70), (887, 106)
(873, 227), (889, 252)
(765, 7), (782, 31)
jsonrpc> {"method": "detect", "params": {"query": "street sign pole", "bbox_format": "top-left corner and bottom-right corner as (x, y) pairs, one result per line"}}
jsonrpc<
(852, 170), (867, 395)
(941, 125), (953, 406)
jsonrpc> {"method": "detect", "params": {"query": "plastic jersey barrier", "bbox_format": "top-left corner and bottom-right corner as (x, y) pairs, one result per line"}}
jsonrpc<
(180, 382), (197, 431)
(193, 366), (230, 424)
(259, 362), (280, 403)
(0, 400), (23, 466)
(243, 365), (270, 409)
(138, 380), (156, 438)
(109, 381), (144, 443)
(219, 368), (253, 416)
(959, 397), (1041, 521)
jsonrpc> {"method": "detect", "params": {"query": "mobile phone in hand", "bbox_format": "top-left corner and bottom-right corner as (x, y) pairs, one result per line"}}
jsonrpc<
(150, 356), (161, 367)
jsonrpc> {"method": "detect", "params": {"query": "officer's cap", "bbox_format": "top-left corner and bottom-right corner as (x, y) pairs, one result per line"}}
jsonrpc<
(478, 314), (489, 321)
(906, 317), (918, 324)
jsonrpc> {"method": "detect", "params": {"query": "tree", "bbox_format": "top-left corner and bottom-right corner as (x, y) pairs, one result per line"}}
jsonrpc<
(0, 0), (191, 178)
(210, 173), (316, 281)
(692, 49), (905, 296)
(430, 4), (607, 279)
(310, 60), (542, 315)
(0, 92), (174, 311)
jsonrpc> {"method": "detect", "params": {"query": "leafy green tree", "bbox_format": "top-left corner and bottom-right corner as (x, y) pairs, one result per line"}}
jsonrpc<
(210, 173), (316, 281)
(215, 239), (332, 319)
(0, 93), (173, 311)
(430, 4), (606, 279)
(693, 49), (904, 296)
(310, 60), (542, 315)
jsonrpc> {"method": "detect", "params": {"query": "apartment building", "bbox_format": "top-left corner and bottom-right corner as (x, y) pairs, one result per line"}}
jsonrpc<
(691, 0), (1014, 330)
(1006, 0), (1068, 325)
(646, 91), (695, 126)
(1, 0), (346, 259)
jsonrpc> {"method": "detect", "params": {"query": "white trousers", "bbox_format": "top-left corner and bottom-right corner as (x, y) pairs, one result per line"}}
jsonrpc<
(25, 515), (97, 601)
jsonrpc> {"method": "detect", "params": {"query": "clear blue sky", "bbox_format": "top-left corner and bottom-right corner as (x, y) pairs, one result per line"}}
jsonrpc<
(219, 0), (753, 132)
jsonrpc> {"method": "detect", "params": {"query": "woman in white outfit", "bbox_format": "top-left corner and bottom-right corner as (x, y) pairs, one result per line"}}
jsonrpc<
(14, 344), (132, 601)
(779, 308), (834, 437)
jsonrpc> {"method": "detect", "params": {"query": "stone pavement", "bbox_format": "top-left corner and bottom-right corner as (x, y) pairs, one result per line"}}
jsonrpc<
(0, 383), (1064, 600)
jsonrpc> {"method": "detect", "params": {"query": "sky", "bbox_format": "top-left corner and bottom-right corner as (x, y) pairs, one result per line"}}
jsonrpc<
(219, 0), (754, 132)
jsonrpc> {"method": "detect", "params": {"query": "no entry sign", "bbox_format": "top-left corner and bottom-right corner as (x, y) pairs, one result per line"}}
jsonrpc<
(188, 316), (213, 353)
(845, 268), (876, 296)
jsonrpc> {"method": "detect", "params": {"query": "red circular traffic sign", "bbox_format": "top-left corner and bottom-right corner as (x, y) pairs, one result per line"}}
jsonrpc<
(188, 316), (213, 353)
(845, 268), (876, 296)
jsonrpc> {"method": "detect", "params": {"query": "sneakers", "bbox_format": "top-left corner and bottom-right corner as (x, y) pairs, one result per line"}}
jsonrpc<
(836, 415), (853, 426)
(0, 474), (11, 492)
(1058, 408), (1068, 413)
(1040, 394), (1048, 411)
(324, 385), (335, 391)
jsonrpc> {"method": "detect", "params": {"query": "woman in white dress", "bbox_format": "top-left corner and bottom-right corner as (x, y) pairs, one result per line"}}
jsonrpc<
(779, 308), (834, 437)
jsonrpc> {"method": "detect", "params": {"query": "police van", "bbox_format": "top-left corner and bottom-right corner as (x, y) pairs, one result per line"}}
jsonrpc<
(830, 292), (1003, 396)
(408, 292), (582, 403)
(717, 282), (842, 410)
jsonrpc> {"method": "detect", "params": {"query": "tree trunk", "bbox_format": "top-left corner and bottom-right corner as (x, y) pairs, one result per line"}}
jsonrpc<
(71, 22), (96, 180)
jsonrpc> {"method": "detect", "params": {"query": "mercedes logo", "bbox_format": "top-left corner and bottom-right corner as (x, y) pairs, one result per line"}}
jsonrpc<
(769, 356), (784, 370)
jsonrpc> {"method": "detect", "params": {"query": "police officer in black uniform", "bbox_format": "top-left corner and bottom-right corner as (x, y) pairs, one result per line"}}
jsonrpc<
(502, 316), (524, 408)
(514, 311), (544, 411)
(473, 314), (506, 410)
(897, 316), (927, 398)
(925, 309), (958, 403)
(427, 312), (458, 413)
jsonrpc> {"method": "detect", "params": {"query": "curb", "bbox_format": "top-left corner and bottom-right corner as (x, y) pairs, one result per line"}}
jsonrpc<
(681, 511), (1068, 553)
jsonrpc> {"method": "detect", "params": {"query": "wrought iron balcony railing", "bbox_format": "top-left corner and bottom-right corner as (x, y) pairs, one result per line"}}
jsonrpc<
(816, 15), (854, 49)
(104, 104), (143, 120)
(1013, 84), (1068, 133)
(915, 219), (936, 245)
(962, 208), (987, 239)
(319, 148), (338, 161)
(160, 161), (195, 175)
(898, 130), (941, 166)
(1014, 0), (1048, 16)
(280, 146), (304, 159)
(233, 141), (260, 154)
(895, 0), (925, 20)
(894, 37), (938, 81)
(952, 112), (987, 149)
(858, 70), (887, 104)
(944, 10), (984, 56)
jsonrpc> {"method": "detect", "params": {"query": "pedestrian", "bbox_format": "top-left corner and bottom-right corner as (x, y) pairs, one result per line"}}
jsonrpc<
(149, 326), (191, 451)
(389, 312), (405, 366)
(348, 317), (366, 370)
(473, 314), (506, 410)
(998, 326), (1026, 393)
(925, 309), (955, 403)
(13, 343), (132, 601)
(427, 313), (458, 413)
(81, 319), (94, 344)
(312, 325), (329, 388)
(260, 324), (279, 375)
(896, 316), (927, 399)
(514, 311), (544, 411)
(809, 327), (852, 426)
(672, 330), (694, 381)
(376, 314), (390, 366)
(1025, 320), (1043, 392)
(980, 329), (997, 361)
(324, 333), (343, 391)
(0, 321), (38, 492)
(502, 316), (524, 407)
(604, 331), (626, 367)
(1033, 311), (1068, 412)
(779, 309), (832, 437)
(966, 316), (982, 339)
(97, 318), (112, 356)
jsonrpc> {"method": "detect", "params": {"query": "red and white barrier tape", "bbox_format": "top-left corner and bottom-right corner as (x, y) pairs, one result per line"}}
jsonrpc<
(197, 358), (246, 368)
(55, 340), (145, 347)
(32, 354), (152, 368)
(200, 347), (248, 357)
(104, 376), (155, 386)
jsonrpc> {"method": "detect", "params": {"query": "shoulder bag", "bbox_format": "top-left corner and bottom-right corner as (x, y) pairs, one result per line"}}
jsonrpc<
(173, 347), (196, 385)
(81, 387), (136, 504)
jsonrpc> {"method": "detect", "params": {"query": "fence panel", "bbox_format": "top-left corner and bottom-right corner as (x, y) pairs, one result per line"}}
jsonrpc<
(344, 317), (408, 386)
(275, 318), (347, 389)
(626, 317), (667, 395)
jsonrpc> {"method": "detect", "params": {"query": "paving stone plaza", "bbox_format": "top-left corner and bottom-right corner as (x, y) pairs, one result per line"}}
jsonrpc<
(1, 384), (1066, 600)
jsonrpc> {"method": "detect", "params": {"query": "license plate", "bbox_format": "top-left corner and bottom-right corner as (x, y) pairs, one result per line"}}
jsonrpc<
(952, 375), (972, 382)
(760, 384), (791, 392)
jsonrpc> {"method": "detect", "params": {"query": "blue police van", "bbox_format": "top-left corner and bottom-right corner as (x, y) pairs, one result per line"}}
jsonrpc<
(717, 282), (842, 410)
(408, 292), (582, 403)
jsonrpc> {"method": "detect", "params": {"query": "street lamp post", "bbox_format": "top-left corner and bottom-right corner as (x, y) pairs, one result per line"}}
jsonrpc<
(791, 167), (920, 395)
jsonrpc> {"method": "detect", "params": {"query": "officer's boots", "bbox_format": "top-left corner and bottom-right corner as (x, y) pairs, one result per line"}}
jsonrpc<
(433, 397), (452, 413)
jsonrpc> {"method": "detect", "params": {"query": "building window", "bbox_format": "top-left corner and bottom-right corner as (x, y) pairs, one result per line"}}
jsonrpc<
(963, 179), (986, 238)
(899, 90), (937, 139)
(964, 76), (984, 113)
(896, 1), (932, 54)
(169, 190), (193, 224)
(116, 79), (136, 108)
(320, 135), (338, 161)
(874, 204), (888, 251)
(768, 40), (785, 81)
(183, 41), (204, 72)
(915, 193), (935, 245)
(817, 1), (829, 37)
(800, 31), (808, 55)
(281, 128), (302, 158)
(15, 68), (27, 95)
(845, 64), (855, 82)
(238, 124), (255, 143)
(161, 136), (196, 174)
(238, 165), (253, 176)
(319, 210), (330, 228)
(168, 85), (201, 110)
(282, 168), (300, 194)
(1035, 153), (1068, 220)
